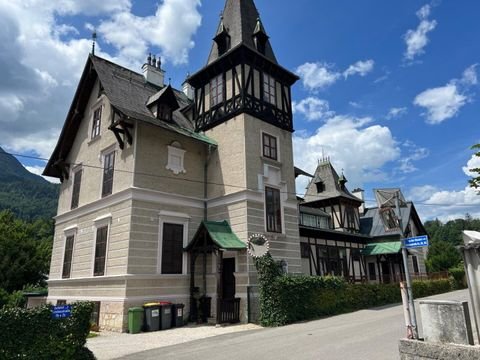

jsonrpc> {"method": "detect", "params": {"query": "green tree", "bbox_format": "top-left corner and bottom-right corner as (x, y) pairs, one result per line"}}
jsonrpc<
(425, 240), (462, 272)
(469, 144), (480, 190)
(0, 210), (53, 292)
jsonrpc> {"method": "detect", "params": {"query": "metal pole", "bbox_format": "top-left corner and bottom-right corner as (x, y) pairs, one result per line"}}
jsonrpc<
(395, 193), (418, 339)
(400, 281), (413, 339)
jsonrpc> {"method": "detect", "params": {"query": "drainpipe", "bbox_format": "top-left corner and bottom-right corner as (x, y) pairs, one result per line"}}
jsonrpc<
(204, 144), (214, 220)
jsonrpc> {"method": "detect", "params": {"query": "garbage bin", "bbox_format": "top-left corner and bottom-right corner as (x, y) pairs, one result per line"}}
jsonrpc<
(128, 307), (144, 334)
(171, 304), (185, 328)
(143, 303), (161, 331)
(159, 301), (172, 330)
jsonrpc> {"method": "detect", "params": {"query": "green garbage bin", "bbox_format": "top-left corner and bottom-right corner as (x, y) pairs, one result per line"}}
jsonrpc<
(128, 307), (144, 334)
(143, 303), (161, 332)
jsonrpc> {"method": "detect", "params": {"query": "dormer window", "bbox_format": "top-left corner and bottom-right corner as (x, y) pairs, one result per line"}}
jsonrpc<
(214, 17), (230, 56)
(210, 74), (224, 107)
(315, 181), (325, 193)
(253, 17), (269, 55)
(157, 103), (172, 122)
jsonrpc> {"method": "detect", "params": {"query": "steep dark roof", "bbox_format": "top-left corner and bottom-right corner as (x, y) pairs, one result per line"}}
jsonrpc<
(360, 202), (427, 238)
(207, 0), (277, 65)
(44, 55), (216, 178)
(303, 161), (363, 204)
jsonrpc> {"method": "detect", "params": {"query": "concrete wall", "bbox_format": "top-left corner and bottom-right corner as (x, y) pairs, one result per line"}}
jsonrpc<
(399, 339), (480, 360)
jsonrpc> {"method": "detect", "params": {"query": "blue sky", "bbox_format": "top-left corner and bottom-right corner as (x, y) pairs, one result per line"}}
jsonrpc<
(0, 0), (479, 221)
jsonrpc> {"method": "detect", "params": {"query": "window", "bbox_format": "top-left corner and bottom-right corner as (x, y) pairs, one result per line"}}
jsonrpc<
(102, 150), (115, 197)
(300, 243), (310, 258)
(300, 213), (329, 229)
(157, 104), (172, 122)
(90, 302), (101, 328)
(57, 300), (67, 305)
(262, 133), (277, 160)
(265, 187), (282, 233)
(412, 255), (419, 274)
(379, 207), (400, 231)
(210, 74), (223, 107)
(315, 181), (325, 193)
(161, 223), (184, 274)
(62, 235), (75, 279)
(91, 107), (102, 139)
(346, 207), (356, 230)
(368, 262), (377, 280)
(263, 74), (276, 105)
(94, 226), (108, 276)
(70, 169), (82, 209)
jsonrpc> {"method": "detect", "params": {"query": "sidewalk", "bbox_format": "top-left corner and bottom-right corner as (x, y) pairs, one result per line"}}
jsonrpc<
(87, 323), (262, 360)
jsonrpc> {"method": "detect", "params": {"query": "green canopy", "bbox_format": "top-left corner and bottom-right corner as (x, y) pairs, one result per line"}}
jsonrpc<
(361, 241), (402, 256)
(185, 220), (246, 251)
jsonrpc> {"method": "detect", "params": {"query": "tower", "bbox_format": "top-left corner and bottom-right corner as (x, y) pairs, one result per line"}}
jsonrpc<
(188, 0), (302, 277)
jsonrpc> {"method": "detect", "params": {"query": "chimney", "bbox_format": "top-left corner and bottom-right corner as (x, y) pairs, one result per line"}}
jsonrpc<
(182, 73), (194, 100)
(142, 53), (165, 87)
(352, 188), (365, 215)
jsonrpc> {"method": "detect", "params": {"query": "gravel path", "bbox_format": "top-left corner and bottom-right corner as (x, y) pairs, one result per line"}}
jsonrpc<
(87, 323), (262, 360)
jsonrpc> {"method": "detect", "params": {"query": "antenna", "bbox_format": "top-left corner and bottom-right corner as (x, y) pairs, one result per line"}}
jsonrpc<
(91, 29), (97, 55)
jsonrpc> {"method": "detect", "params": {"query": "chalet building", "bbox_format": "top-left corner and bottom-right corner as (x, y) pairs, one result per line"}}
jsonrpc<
(299, 160), (427, 283)
(44, 0), (301, 331)
(43, 0), (428, 332)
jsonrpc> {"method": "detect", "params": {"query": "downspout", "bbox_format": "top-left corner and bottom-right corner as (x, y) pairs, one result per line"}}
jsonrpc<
(204, 144), (214, 220)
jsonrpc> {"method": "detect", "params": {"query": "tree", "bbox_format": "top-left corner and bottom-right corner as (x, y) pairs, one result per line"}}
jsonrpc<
(0, 211), (53, 292)
(469, 144), (480, 190)
(425, 240), (462, 272)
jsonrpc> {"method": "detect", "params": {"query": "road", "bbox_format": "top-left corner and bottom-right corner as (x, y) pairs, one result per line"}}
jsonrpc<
(119, 290), (472, 360)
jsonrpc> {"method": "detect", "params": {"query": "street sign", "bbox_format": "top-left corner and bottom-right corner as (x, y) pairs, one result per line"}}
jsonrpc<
(404, 235), (429, 249)
(52, 305), (72, 319)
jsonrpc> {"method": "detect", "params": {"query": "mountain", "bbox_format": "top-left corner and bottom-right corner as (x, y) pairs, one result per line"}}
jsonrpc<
(0, 147), (58, 220)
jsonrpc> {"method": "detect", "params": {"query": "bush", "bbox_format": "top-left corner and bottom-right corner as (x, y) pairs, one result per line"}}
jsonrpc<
(0, 301), (96, 360)
(449, 265), (467, 290)
(255, 257), (456, 326)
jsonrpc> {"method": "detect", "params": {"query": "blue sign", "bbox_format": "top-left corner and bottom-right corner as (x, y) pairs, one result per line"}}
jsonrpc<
(404, 235), (429, 249)
(52, 305), (72, 319)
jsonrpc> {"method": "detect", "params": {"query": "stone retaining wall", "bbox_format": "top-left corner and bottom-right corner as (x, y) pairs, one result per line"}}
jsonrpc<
(399, 339), (480, 360)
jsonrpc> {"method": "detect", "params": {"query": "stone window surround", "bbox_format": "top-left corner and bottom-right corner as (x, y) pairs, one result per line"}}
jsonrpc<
(91, 214), (112, 278)
(157, 210), (190, 275)
(61, 225), (78, 280)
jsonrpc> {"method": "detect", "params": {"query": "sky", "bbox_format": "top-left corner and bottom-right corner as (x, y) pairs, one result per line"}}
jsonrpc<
(0, 0), (479, 222)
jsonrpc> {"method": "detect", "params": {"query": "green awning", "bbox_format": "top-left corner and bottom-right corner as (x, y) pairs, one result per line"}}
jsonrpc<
(361, 241), (402, 256)
(186, 220), (246, 251)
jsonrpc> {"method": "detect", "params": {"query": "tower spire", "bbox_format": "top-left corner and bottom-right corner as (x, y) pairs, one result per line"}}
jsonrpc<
(91, 29), (97, 55)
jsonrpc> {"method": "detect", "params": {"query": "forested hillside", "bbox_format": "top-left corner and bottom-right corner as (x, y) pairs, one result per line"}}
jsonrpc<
(0, 147), (58, 220)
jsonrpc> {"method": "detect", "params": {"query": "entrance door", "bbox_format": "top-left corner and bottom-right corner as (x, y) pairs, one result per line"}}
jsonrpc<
(222, 258), (236, 299)
(381, 261), (391, 283)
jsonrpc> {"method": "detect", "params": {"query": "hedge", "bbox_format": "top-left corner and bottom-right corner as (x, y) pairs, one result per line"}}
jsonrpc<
(0, 302), (96, 360)
(256, 255), (455, 327)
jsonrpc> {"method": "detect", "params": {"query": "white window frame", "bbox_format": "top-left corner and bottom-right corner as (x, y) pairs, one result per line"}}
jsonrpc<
(70, 165), (83, 210)
(263, 73), (276, 105)
(91, 214), (112, 277)
(61, 225), (78, 279)
(157, 211), (190, 275)
(91, 104), (103, 140)
(166, 142), (186, 175)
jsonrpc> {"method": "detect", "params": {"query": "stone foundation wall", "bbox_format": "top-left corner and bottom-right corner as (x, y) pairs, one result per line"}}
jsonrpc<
(399, 339), (480, 360)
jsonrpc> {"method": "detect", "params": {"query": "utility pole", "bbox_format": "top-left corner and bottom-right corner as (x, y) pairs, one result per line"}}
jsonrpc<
(395, 192), (418, 339)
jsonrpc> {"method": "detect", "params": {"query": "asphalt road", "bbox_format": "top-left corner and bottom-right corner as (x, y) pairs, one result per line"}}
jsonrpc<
(119, 289), (472, 360)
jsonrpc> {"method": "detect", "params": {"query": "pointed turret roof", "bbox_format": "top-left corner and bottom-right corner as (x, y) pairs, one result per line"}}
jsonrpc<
(303, 160), (362, 204)
(207, 0), (277, 65)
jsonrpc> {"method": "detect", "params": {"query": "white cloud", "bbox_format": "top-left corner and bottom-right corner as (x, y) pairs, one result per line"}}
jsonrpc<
(398, 142), (429, 173)
(0, 0), (202, 161)
(343, 60), (375, 79)
(99, 0), (202, 65)
(413, 65), (478, 124)
(414, 84), (468, 124)
(404, 4), (437, 61)
(296, 59), (375, 91)
(292, 97), (334, 121)
(463, 154), (480, 177)
(296, 62), (341, 91)
(293, 115), (400, 193)
(387, 107), (407, 120)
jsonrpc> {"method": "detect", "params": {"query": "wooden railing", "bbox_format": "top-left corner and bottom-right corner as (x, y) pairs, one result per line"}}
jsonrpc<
(219, 298), (241, 324)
